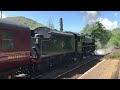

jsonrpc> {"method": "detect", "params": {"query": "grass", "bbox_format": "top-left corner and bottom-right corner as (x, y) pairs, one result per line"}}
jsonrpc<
(112, 53), (120, 59)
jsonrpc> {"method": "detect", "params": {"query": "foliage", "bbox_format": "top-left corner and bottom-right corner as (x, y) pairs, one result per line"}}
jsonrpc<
(107, 28), (120, 49)
(106, 34), (120, 48)
(82, 21), (112, 49)
(112, 53), (120, 59)
(4, 16), (46, 30)
(112, 28), (120, 35)
(82, 24), (90, 35)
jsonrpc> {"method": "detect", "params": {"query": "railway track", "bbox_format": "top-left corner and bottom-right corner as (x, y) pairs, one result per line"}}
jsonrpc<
(53, 57), (100, 79)
(53, 56), (104, 79)
(55, 53), (110, 79)
(28, 54), (106, 79)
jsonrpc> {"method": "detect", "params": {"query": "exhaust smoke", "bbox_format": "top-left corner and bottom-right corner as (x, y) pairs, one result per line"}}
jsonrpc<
(95, 49), (113, 55)
(80, 11), (101, 35)
(95, 46), (115, 55)
(80, 11), (101, 25)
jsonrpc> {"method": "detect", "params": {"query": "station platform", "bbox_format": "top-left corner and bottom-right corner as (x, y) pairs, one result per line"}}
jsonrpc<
(78, 59), (120, 79)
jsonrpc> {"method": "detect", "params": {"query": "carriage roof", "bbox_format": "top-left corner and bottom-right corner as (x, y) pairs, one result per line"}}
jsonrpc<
(0, 19), (30, 30)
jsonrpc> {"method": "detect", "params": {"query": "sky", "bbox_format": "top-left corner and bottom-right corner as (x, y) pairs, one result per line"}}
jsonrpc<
(1, 11), (120, 33)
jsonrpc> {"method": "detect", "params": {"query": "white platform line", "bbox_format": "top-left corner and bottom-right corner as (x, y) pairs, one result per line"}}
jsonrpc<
(78, 59), (106, 79)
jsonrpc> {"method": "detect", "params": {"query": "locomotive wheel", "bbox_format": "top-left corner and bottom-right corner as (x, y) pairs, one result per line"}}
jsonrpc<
(7, 75), (12, 79)
(4, 74), (14, 79)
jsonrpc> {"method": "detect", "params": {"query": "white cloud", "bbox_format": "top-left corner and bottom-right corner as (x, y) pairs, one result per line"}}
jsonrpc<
(0, 13), (7, 19)
(99, 18), (118, 30)
(80, 11), (100, 24)
(114, 13), (118, 17)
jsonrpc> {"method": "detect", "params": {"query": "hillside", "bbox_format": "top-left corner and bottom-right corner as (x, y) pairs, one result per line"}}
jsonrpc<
(3, 16), (46, 30)
(112, 28), (120, 35)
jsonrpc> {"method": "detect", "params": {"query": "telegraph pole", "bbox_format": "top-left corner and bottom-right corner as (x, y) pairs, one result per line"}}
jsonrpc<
(60, 18), (63, 32)
(1, 11), (2, 19)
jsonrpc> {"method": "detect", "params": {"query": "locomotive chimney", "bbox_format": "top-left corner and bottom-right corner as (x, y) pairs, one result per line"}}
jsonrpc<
(60, 18), (63, 32)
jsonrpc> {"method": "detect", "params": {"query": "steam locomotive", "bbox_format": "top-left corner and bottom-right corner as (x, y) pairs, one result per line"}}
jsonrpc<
(0, 19), (96, 79)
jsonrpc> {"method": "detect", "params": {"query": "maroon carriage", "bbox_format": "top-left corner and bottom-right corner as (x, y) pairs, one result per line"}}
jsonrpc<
(0, 19), (30, 78)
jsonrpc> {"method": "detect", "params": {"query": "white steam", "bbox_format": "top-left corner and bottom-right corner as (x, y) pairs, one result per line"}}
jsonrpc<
(15, 74), (27, 77)
(80, 11), (101, 25)
(80, 11), (101, 35)
(95, 46), (115, 55)
(95, 49), (112, 55)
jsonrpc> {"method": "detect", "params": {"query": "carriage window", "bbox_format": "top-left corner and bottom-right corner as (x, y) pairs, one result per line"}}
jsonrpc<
(2, 32), (14, 51)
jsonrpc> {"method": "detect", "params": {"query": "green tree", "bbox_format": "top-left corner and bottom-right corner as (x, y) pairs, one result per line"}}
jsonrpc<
(112, 28), (120, 35)
(47, 18), (54, 29)
(82, 24), (90, 35)
(91, 22), (112, 48)
(81, 21), (112, 49)
(107, 34), (120, 48)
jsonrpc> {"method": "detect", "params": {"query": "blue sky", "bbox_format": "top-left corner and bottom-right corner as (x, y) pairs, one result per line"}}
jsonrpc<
(1, 11), (120, 32)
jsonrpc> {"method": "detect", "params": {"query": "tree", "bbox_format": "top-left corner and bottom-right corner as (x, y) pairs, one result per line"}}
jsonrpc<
(107, 34), (120, 49)
(81, 24), (90, 35)
(81, 21), (112, 49)
(47, 18), (54, 29)
(91, 22), (112, 48)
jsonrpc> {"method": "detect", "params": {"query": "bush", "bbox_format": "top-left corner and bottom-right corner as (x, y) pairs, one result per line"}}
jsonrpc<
(112, 53), (120, 59)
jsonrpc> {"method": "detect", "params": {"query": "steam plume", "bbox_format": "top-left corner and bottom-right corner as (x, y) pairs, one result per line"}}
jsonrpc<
(80, 11), (101, 25)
